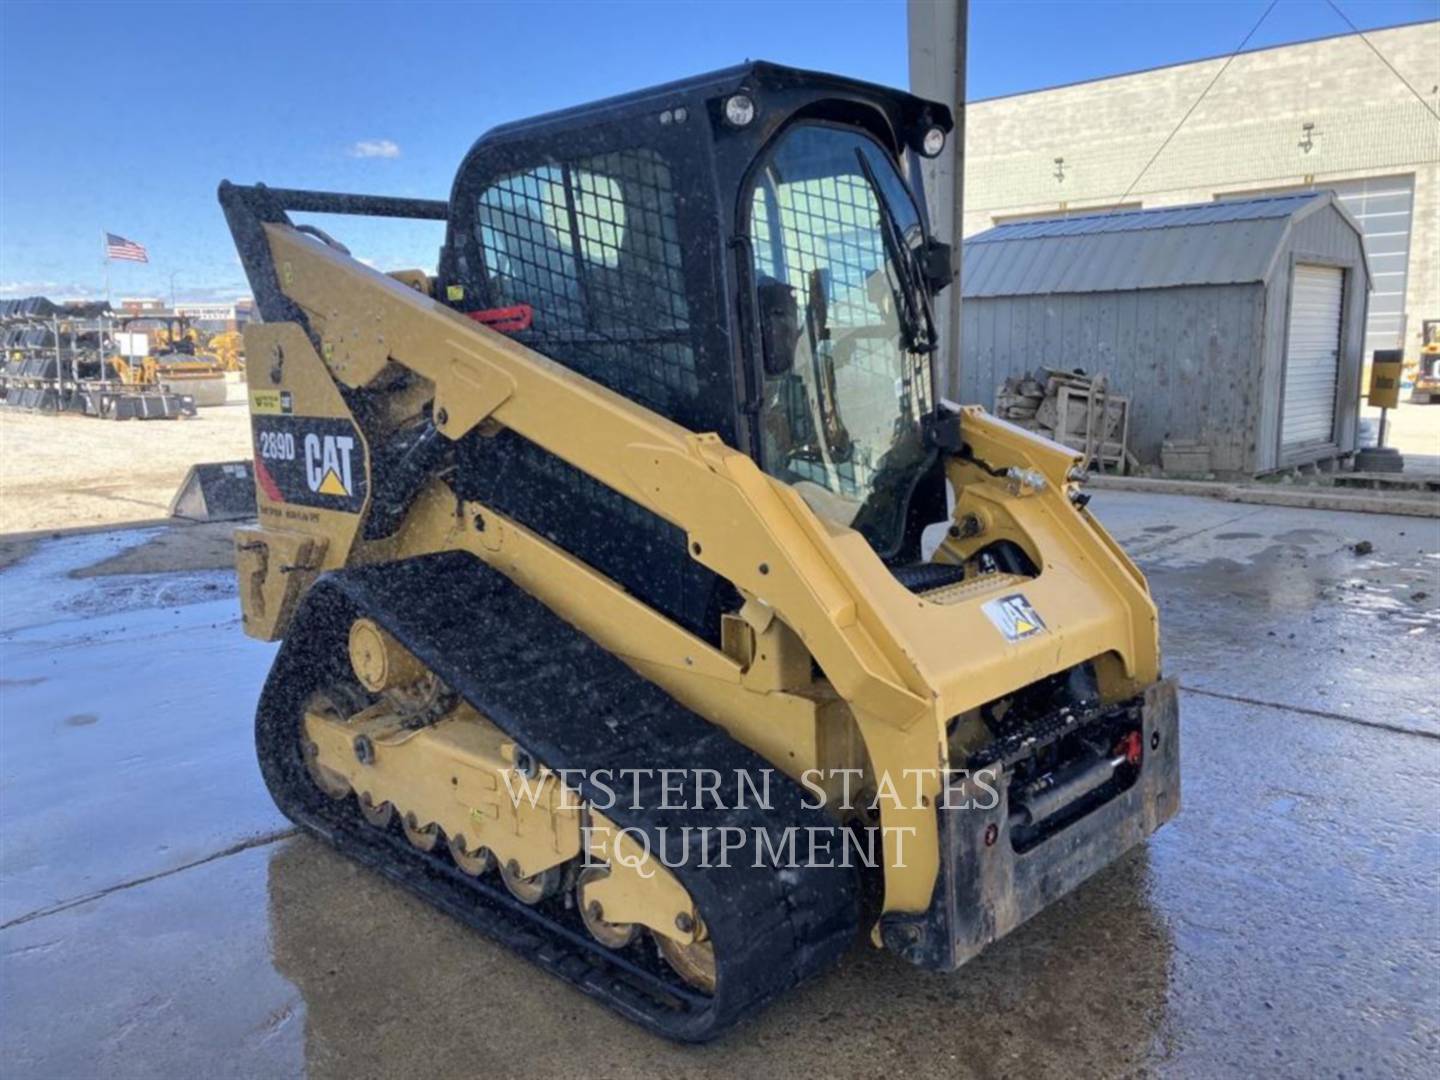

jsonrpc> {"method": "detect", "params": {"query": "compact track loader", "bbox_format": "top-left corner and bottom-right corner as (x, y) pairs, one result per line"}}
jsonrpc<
(223, 62), (1179, 1040)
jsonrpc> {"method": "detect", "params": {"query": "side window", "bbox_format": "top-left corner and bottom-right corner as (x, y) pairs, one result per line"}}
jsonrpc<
(473, 149), (695, 413)
(749, 174), (888, 333)
(744, 124), (932, 557)
(572, 171), (625, 267)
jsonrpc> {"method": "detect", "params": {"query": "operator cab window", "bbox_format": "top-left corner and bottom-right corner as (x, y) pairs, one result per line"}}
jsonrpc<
(473, 149), (697, 415)
(745, 123), (935, 558)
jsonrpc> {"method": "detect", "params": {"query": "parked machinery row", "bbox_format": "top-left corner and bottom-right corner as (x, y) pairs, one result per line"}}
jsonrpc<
(0, 298), (199, 419)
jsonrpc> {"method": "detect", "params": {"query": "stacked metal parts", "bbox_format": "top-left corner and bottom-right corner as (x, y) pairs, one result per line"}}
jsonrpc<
(0, 297), (196, 419)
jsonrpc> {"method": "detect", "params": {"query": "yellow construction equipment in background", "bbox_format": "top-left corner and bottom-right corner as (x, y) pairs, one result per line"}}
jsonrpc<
(109, 313), (230, 406)
(1412, 319), (1440, 403)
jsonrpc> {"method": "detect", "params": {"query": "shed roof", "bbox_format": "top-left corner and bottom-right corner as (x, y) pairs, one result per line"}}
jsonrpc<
(961, 192), (1361, 298)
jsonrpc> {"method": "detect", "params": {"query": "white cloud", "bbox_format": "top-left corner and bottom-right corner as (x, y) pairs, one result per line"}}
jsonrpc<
(172, 283), (253, 303)
(0, 280), (63, 296)
(0, 280), (254, 303)
(348, 139), (401, 159)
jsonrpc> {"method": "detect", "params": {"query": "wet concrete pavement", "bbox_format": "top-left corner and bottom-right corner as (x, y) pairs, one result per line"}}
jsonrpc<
(2, 493), (1437, 1078)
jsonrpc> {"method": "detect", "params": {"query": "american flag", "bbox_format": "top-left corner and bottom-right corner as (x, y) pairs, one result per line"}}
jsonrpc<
(105, 232), (148, 263)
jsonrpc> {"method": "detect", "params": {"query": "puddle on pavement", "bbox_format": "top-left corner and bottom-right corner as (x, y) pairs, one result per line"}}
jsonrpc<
(259, 835), (1173, 1075)
(1145, 540), (1440, 627)
(1140, 527), (1440, 727)
(0, 527), (236, 635)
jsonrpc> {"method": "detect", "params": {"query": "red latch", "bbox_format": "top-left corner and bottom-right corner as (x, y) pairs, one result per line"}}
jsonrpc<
(466, 304), (533, 333)
(1113, 730), (1143, 767)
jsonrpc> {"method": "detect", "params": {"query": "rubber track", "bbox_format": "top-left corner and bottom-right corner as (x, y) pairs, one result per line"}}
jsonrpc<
(255, 552), (860, 1041)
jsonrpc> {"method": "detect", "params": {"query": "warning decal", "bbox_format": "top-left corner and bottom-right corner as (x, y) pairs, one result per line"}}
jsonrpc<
(981, 593), (1047, 642)
(250, 390), (294, 415)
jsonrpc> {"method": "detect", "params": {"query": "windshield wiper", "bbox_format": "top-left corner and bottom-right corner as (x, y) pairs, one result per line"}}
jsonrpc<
(854, 148), (937, 356)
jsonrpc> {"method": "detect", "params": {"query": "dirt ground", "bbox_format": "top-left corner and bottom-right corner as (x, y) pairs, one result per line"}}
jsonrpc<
(0, 382), (252, 535)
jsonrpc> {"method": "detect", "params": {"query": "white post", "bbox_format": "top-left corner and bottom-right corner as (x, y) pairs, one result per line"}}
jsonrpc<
(907, 0), (967, 403)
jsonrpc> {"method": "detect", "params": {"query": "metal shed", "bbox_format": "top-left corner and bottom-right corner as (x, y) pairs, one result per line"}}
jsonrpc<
(960, 193), (1371, 475)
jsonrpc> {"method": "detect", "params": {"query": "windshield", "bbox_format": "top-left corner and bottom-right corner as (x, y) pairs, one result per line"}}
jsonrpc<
(745, 123), (935, 558)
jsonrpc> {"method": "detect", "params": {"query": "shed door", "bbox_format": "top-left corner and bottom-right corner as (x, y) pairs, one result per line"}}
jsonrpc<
(1281, 264), (1344, 453)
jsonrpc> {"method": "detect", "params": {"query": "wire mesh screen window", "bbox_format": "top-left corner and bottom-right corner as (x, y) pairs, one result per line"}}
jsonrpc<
(750, 159), (927, 500)
(475, 149), (696, 415)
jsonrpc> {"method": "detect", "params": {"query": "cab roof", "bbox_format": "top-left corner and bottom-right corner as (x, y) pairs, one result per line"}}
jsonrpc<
(465, 60), (952, 154)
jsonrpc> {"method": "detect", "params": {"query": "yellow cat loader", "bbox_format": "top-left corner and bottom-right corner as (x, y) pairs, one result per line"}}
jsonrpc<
(222, 62), (1178, 1041)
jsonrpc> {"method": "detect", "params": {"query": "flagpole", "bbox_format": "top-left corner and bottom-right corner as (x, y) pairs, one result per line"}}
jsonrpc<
(101, 231), (111, 305)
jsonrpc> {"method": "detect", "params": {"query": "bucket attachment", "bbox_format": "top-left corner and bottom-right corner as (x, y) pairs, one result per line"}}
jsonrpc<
(170, 460), (257, 522)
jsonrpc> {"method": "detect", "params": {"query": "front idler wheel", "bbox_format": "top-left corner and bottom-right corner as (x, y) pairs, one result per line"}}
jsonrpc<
(301, 738), (351, 801)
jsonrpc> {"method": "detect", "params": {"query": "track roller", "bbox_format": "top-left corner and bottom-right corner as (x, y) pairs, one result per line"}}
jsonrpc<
(577, 867), (640, 950)
(656, 924), (717, 994)
(402, 813), (441, 852)
(501, 858), (563, 905)
(447, 834), (495, 876)
(359, 792), (395, 829)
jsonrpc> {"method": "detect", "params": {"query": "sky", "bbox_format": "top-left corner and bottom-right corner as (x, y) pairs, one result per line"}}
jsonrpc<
(1, 0), (1434, 302)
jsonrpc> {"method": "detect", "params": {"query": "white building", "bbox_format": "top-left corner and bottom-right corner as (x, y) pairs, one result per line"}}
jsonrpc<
(174, 299), (255, 330)
(962, 20), (1439, 360)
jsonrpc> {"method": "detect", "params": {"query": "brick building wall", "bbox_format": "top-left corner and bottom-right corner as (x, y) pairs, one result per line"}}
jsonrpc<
(962, 21), (1439, 358)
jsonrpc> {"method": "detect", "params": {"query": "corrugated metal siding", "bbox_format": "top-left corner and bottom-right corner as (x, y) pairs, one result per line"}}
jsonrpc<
(963, 220), (1292, 296)
(962, 194), (1328, 298)
(960, 283), (1264, 471)
(959, 199), (1369, 475)
(970, 193), (1322, 240)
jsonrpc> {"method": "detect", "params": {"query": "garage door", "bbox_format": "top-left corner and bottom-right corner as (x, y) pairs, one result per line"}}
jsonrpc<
(1328, 176), (1414, 359)
(1219, 175), (1414, 357)
(1281, 264), (1344, 453)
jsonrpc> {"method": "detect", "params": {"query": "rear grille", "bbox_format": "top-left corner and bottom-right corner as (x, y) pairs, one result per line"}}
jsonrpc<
(921, 571), (1028, 606)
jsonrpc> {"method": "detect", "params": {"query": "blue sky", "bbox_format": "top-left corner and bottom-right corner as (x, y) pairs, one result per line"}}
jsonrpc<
(1, 0), (1433, 301)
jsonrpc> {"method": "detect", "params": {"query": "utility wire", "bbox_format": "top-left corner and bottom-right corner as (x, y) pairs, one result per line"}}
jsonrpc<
(1105, 0), (1279, 211)
(1325, 0), (1440, 122)
(1038, 0), (1279, 295)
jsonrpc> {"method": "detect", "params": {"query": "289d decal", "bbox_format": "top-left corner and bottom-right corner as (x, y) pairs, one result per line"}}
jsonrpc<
(251, 415), (367, 513)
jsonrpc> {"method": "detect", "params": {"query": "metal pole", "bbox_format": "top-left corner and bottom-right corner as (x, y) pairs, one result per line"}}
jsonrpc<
(101, 231), (111, 305)
(907, 0), (967, 404)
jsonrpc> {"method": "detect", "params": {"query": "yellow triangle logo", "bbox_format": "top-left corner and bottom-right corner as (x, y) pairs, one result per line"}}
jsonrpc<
(318, 468), (348, 496)
(1012, 617), (1035, 635)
